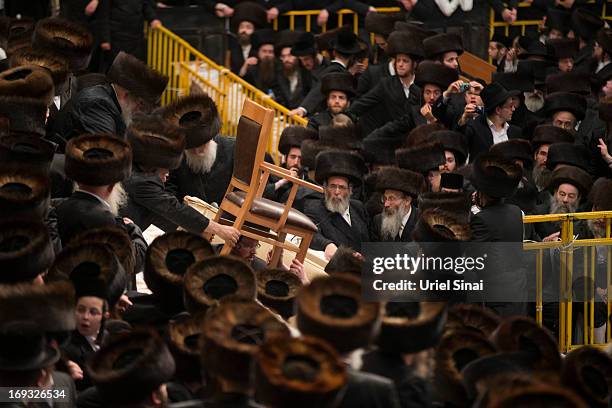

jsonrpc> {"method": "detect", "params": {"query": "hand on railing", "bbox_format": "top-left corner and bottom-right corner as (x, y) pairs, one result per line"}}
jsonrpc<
(502, 8), (517, 23)
(317, 9), (329, 26)
(150, 19), (162, 29)
(215, 3), (234, 17)
(288, 107), (306, 118)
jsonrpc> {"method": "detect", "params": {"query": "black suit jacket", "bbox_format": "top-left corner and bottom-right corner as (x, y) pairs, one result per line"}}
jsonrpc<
(304, 198), (370, 251)
(271, 66), (312, 109)
(463, 114), (522, 162)
(357, 62), (392, 96)
(370, 206), (419, 242)
(62, 331), (97, 391)
(306, 109), (333, 131)
(229, 36), (247, 75)
(300, 61), (347, 114)
(338, 369), (401, 408)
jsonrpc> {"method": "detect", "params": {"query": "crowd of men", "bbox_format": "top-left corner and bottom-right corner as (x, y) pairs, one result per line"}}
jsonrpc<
(2, 1), (612, 408)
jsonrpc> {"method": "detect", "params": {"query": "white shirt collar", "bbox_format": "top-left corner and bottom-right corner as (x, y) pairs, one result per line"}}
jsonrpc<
(398, 206), (412, 236)
(388, 60), (396, 76)
(342, 207), (351, 226)
(76, 189), (111, 210)
(331, 59), (347, 69)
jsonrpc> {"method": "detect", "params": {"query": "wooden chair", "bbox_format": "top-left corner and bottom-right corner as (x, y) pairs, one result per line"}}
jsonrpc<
(459, 51), (496, 84)
(211, 99), (323, 266)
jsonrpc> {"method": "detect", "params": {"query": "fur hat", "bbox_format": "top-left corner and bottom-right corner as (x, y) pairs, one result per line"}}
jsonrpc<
(561, 346), (612, 407)
(250, 28), (276, 51)
(0, 165), (50, 220)
(545, 71), (590, 95)
(315, 26), (347, 54)
(544, 91), (587, 121)
(331, 27), (361, 55)
(0, 320), (60, 371)
(318, 123), (362, 150)
(257, 268), (302, 320)
(65, 134), (132, 186)
(375, 166), (426, 198)
(445, 304), (501, 337)
(275, 30), (302, 54)
(492, 71), (534, 93)
(201, 299), (290, 389)
(145, 231), (214, 313)
(0, 65), (54, 106)
(491, 316), (561, 372)
(155, 94), (221, 149)
(32, 17), (93, 72)
(365, 12), (405, 37)
(486, 383), (588, 408)
(489, 139), (533, 168)
(394, 21), (437, 44)
(545, 142), (590, 172)
(167, 312), (205, 383)
(9, 47), (69, 89)
(278, 126), (317, 156)
(320, 72), (355, 97)
(547, 165), (592, 197)
(433, 330), (497, 406)
(490, 32), (512, 49)
(386, 30), (424, 59)
(571, 8), (604, 41)
(412, 208), (471, 243)
(301, 139), (329, 170)
(377, 302), (447, 354)
(87, 329), (176, 405)
(405, 123), (446, 147)
(0, 97), (48, 136)
(0, 220), (53, 283)
(107, 51), (168, 104)
(418, 192), (471, 223)
(68, 226), (136, 276)
(48, 243), (127, 308)
(599, 96), (612, 123)
(0, 134), (56, 172)
(291, 31), (316, 57)
(296, 274), (382, 354)
(548, 38), (579, 60)
(183, 256), (257, 314)
(231, 1), (268, 32)
(590, 177), (612, 211)
(255, 335), (348, 408)
(423, 33), (464, 59)
(127, 114), (186, 170)
(414, 61), (459, 91)
(430, 130), (468, 166)
(315, 149), (365, 187)
(0, 280), (75, 333)
(471, 153), (522, 198)
(396, 142), (446, 175)
(531, 125), (575, 150)
(324, 246), (363, 277)
(517, 41), (554, 62)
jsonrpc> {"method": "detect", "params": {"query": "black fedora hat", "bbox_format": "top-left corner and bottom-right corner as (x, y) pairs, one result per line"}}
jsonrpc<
(0, 320), (60, 371)
(291, 31), (316, 57)
(332, 27), (361, 55)
(571, 8), (604, 41)
(480, 82), (520, 115)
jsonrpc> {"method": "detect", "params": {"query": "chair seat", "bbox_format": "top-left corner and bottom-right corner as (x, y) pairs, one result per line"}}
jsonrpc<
(226, 191), (317, 233)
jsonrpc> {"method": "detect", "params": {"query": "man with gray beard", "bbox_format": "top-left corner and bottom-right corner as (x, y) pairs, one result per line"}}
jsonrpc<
(530, 125), (574, 195)
(370, 167), (426, 242)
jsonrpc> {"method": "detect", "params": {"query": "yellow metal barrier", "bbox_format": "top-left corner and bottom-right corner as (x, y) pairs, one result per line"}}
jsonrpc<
(524, 211), (612, 353)
(147, 25), (307, 163)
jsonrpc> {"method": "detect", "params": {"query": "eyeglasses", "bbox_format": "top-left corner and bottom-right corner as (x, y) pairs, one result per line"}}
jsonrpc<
(326, 184), (349, 192)
(381, 195), (403, 204)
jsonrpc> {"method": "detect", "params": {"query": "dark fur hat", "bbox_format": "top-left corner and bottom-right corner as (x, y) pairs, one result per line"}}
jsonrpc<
(412, 208), (471, 243)
(531, 125), (575, 150)
(231, 1), (268, 32)
(315, 149), (366, 187)
(423, 33), (464, 59)
(275, 30), (302, 55)
(324, 246), (363, 277)
(48, 243), (127, 308)
(590, 177), (612, 211)
(491, 316), (561, 372)
(548, 38), (579, 60)
(331, 27), (361, 55)
(300, 139), (329, 170)
(278, 126), (317, 156)
(65, 134), (132, 186)
(546, 142), (590, 172)
(547, 165), (592, 197)
(87, 329), (176, 405)
(0, 134), (56, 173)
(155, 94), (221, 149)
(291, 31), (317, 57)
(561, 346), (612, 407)
(167, 312), (206, 383)
(365, 12), (405, 37)
(445, 304), (501, 337)
(320, 72), (355, 97)
(296, 274), (382, 354)
(386, 29), (424, 59)
(255, 335), (348, 408)
(183, 256), (257, 314)
(430, 130), (468, 166)
(145, 231), (214, 313)
(405, 123), (445, 147)
(9, 47), (69, 89)
(32, 17), (93, 72)
(257, 268), (302, 320)
(571, 7), (604, 41)
(375, 166), (426, 198)
(318, 123), (362, 150)
(599, 96), (612, 123)
(489, 139), (533, 168)
(377, 302), (447, 354)
(0, 97), (48, 136)
(201, 299), (290, 390)
(418, 192), (471, 223)
(315, 26), (347, 54)
(545, 71), (590, 95)
(0, 66), (54, 106)
(0, 280), (75, 333)
(361, 136), (402, 166)
(486, 383), (588, 408)
(128, 114), (186, 170)
(396, 142), (446, 175)
(0, 165), (50, 220)
(471, 153), (522, 198)
(68, 226), (136, 276)
(414, 61), (459, 90)
(0, 219), (54, 283)
(251, 29), (277, 51)
(544, 91), (587, 122)
(394, 21), (437, 44)
(107, 51), (168, 104)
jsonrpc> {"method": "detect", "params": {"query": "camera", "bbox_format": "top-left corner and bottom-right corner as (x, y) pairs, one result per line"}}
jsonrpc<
(459, 82), (470, 93)
(475, 106), (484, 115)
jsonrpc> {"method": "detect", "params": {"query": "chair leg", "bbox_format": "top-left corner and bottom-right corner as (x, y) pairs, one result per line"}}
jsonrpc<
(269, 231), (287, 268)
(295, 232), (313, 264)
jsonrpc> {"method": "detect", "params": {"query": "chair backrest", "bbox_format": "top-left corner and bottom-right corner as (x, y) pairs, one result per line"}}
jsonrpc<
(232, 99), (274, 187)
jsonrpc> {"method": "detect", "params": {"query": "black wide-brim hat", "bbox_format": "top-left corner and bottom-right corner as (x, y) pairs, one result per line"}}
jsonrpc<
(547, 8), (571, 33)
(544, 91), (587, 122)
(375, 166), (426, 198)
(471, 153), (522, 198)
(315, 149), (366, 187)
(423, 33), (464, 59)
(481, 82), (520, 115)
(386, 30), (424, 59)
(0, 65), (54, 106)
(155, 94), (221, 149)
(561, 346), (612, 407)
(492, 71), (534, 93)
(9, 47), (69, 90)
(376, 302), (447, 354)
(231, 1), (268, 33)
(275, 30), (303, 56)
(183, 256), (257, 314)
(65, 133), (132, 186)
(360, 136), (402, 166)
(128, 114), (186, 170)
(571, 7), (604, 41)
(531, 125), (575, 150)
(517, 41), (555, 62)
(296, 274), (382, 355)
(332, 27), (361, 55)
(291, 31), (316, 57)
(414, 61), (459, 91)
(107, 51), (168, 105)
(257, 268), (302, 320)
(278, 126), (317, 156)
(545, 71), (591, 95)
(547, 165), (593, 198)
(32, 17), (93, 72)
(0, 165), (50, 220)
(430, 130), (468, 166)
(320, 71), (355, 97)
(0, 320), (60, 371)
(489, 139), (533, 168)
(364, 12), (405, 37)
(396, 142), (446, 175)
(545, 142), (590, 172)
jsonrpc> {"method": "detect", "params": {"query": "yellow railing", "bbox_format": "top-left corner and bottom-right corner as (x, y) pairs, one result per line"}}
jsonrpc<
(523, 211), (612, 353)
(147, 25), (307, 163)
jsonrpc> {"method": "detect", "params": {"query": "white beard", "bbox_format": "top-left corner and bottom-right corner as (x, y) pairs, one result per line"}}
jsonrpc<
(324, 192), (349, 215)
(185, 141), (218, 175)
(107, 183), (128, 216)
(524, 92), (545, 113)
(549, 194), (578, 215)
(380, 204), (410, 241)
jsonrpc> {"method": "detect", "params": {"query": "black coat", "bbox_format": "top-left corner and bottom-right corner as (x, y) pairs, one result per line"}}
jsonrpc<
(306, 109), (333, 131)
(304, 198), (370, 252)
(62, 331), (99, 391)
(300, 61), (347, 115)
(50, 83), (125, 151)
(167, 136), (235, 206)
(338, 369), (401, 408)
(122, 170), (211, 234)
(271, 66), (312, 109)
(463, 114), (522, 162)
(229, 37), (248, 75)
(370, 205), (419, 242)
(357, 63), (392, 96)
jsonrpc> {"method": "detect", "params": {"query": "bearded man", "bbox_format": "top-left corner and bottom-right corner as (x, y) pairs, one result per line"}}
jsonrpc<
(370, 167), (426, 242)
(271, 33), (312, 109)
(242, 29), (277, 93)
(304, 150), (369, 260)
(530, 125), (574, 194)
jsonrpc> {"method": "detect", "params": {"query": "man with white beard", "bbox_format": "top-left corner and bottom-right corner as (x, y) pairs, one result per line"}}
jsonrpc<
(370, 167), (426, 242)
(304, 150), (369, 260)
